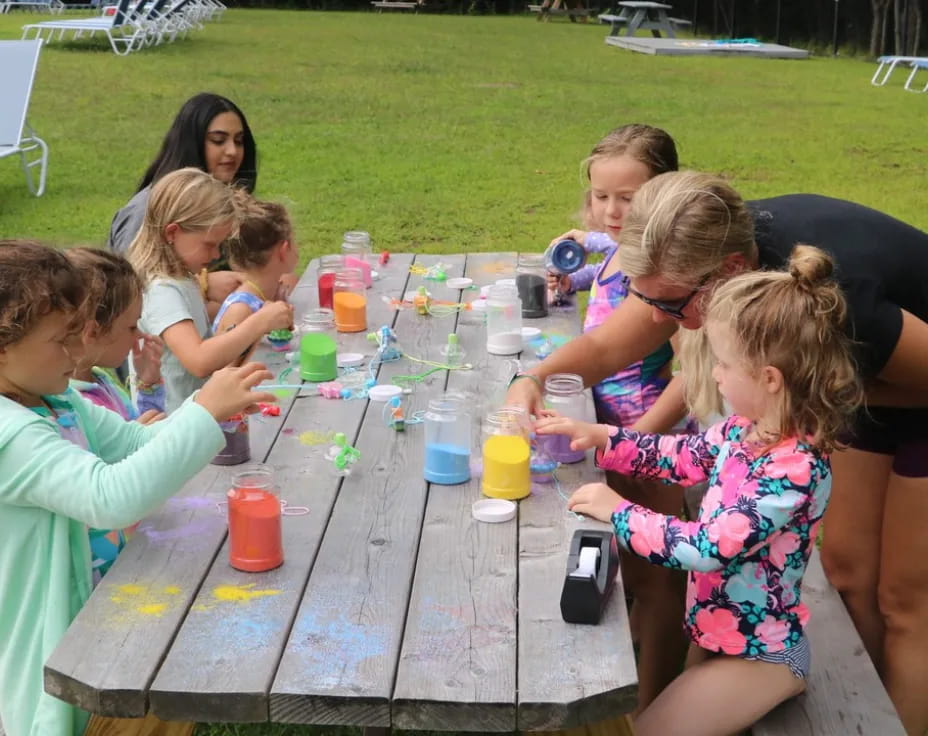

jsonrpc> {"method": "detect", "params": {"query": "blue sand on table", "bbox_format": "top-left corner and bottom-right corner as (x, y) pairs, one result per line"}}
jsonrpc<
(424, 443), (471, 485)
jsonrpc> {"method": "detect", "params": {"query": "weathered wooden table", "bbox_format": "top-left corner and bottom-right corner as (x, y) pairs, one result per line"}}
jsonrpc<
(602, 1), (674, 37)
(45, 253), (637, 733)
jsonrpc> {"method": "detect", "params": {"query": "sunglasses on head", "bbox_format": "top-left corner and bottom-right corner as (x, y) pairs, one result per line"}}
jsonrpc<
(623, 273), (711, 320)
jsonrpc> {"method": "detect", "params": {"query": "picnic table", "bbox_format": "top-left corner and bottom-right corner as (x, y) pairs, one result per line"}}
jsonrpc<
(44, 252), (638, 733)
(599, 1), (677, 37)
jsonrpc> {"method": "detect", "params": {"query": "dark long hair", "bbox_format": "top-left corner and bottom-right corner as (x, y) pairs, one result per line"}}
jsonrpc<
(137, 92), (258, 194)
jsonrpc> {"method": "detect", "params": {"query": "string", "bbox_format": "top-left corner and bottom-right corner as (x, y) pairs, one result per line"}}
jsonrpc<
(551, 470), (583, 520)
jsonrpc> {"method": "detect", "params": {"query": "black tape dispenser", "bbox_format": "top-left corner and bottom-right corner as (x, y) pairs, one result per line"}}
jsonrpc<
(560, 529), (620, 625)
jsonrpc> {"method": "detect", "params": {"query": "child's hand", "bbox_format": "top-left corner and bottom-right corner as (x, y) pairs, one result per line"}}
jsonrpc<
(534, 412), (610, 452)
(257, 300), (295, 332)
(206, 271), (245, 304)
(195, 362), (277, 421)
(136, 409), (166, 425)
(567, 482), (623, 522)
(132, 333), (163, 386)
(549, 229), (588, 248)
(275, 273), (299, 301)
(546, 272), (571, 293)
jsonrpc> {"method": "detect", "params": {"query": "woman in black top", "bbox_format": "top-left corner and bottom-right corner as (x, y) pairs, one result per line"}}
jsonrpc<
(507, 171), (928, 734)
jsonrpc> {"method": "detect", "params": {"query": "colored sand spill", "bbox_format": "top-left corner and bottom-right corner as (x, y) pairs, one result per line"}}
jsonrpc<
(424, 443), (471, 484)
(334, 291), (367, 333)
(212, 583), (281, 602)
(299, 430), (335, 446)
(481, 434), (531, 500)
(108, 583), (182, 618)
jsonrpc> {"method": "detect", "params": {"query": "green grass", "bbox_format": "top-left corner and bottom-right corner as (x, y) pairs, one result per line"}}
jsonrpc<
(1, 10), (925, 735)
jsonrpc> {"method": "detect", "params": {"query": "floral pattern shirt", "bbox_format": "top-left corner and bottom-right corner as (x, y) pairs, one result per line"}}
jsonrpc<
(599, 416), (830, 658)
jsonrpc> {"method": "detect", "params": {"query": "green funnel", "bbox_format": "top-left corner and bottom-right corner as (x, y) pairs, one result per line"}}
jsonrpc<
(299, 332), (337, 382)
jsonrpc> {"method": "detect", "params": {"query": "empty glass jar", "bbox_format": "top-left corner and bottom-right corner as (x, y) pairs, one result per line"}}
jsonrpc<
(481, 407), (531, 500)
(333, 267), (367, 333)
(423, 394), (471, 485)
(516, 252), (548, 319)
(485, 284), (522, 356)
(341, 231), (373, 287)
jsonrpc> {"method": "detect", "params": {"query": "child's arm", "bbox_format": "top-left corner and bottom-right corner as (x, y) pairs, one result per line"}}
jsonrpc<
(596, 416), (749, 486)
(610, 453), (821, 572)
(214, 301), (263, 367)
(564, 234), (615, 294)
(161, 303), (292, 378)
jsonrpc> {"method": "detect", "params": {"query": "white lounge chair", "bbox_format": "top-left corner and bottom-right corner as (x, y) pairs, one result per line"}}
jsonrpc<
(21, 0), (148, 56)
(904, 58), (928, 92)
(871, 55), (922, 86)
(0, 39), (48, 196)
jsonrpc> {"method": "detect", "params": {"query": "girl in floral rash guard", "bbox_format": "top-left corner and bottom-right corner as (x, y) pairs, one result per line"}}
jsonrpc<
(536, 245), (863, 736)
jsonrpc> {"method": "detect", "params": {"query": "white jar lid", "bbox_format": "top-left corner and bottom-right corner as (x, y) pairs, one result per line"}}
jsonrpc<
(470, 298), (487, 312)
(368, 384), (403, 402)
(472, 498), (517, 523)
(446, 277), (473, 289)
(337, 352), (365, 368)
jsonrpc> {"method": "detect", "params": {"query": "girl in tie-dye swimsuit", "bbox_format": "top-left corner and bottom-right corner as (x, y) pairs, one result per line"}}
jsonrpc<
(545, 124), (689, 710)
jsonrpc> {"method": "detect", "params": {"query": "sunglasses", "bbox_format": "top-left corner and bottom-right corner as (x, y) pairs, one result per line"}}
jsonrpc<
(623, 273), (711, 320)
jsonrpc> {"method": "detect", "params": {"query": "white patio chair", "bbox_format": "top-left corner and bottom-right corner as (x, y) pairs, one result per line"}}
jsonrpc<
(904, 58), (928, 92)
(0, 39), (48, 196)
(871, 55), (922, 86)
(21, 0), (147, 55)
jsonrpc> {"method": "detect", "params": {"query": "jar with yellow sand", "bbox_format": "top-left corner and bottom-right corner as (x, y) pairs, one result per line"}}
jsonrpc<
(333, 267), (367, 333)
(481, 407), (531, 500)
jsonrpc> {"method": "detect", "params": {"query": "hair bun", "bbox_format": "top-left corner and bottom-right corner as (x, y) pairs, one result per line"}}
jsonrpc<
(788, 244), (833, 287)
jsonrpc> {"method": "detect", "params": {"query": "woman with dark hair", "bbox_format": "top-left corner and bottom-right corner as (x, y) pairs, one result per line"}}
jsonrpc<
(107, 92), (258, 256)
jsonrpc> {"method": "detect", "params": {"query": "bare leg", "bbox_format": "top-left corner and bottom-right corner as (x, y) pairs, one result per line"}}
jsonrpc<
(607, 472), (688, 712)
(819, 448), (891, 668)
(633, 651), (805, 736)
(878, 472), (928, 735)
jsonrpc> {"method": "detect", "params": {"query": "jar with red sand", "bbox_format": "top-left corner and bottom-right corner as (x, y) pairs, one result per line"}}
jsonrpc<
(227, 464), (283, 572)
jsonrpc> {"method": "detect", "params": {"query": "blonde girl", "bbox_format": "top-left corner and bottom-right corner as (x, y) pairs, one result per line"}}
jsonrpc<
(129, 167), (293, 413)
(537, 245), (862, 735)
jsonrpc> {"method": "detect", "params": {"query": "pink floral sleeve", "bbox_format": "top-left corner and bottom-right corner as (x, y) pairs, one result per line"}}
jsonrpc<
(596, 417), (748, 487)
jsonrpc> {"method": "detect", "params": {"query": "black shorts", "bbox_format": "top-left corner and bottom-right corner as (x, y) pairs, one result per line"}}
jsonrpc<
(845, 407), (928, 477)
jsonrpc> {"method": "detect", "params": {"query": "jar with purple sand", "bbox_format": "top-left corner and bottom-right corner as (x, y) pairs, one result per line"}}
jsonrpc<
(423, 395), (471, 485)
(211, 414), (251, 465)
(540, 373), (587, 464)
(516, 253), (548, 319)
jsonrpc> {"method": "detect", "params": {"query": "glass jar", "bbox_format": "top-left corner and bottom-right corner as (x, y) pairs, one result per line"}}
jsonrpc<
(299, 308), (336, 337)
(481, 407), (531, 500)
(227, 464), (283, 572)
(333, 267), (367, 333)
(540, 373), (587, 464)
(211, 413), (250, 466)
(340, 231), (373, 288)
(516, 253), (548, 319)
(423, 395), (471, 485)
(485, 284), (522, 356)
(316, 255), (344, 310)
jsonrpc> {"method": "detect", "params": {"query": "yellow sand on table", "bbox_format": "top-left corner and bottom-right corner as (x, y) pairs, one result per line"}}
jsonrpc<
(482, 434), (531, 500)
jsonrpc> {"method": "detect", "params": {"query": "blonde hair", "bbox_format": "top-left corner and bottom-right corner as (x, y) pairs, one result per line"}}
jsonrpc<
(684, 245), (863, 452)
(618, 170), (756, 287)
(128, 167), (239, 282)
(579, 124), (678, 230)
(227, 192), (292, 270)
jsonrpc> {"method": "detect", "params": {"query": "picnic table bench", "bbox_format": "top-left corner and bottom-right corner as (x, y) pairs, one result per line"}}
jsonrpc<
(43, 252), (638, 734)
(598, 1), (687, 37)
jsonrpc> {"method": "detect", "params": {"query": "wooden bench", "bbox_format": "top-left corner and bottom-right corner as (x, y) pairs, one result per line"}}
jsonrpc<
(371, 1), (421, 11)
(529, 2), (592, 22)
(667, 15), (690, 27)
(683, 488), (905, 735)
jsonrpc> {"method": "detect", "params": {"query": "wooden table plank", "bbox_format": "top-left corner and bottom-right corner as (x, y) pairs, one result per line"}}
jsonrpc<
(270, 254), (467, 727)
(392, 252), (521, 732)
(43, 263), (322, 717)
(146, 255), (415, 722)
(517, 298), (638, 731)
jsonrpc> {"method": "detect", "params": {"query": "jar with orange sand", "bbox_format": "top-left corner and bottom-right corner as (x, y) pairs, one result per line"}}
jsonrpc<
(227, 464), (283, 572)
(333, 267), (367, 333)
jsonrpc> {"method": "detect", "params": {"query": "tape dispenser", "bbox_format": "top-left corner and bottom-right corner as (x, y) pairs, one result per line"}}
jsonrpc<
(559, 529), (619, 625)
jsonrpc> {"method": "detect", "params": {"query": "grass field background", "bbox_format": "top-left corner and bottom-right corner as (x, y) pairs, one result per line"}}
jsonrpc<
(1, 10), (924, 734)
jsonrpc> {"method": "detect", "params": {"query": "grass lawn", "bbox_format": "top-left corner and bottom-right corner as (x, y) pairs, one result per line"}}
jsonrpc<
(0, 10), (924, 735)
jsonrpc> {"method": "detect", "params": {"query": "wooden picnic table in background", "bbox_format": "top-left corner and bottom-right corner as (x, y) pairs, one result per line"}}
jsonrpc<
(44, 253), (637, 733)
(599, 1), (677, 37)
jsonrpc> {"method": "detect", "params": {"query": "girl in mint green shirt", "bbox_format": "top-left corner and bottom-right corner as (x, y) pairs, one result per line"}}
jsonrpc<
(0, 241), (277, 736)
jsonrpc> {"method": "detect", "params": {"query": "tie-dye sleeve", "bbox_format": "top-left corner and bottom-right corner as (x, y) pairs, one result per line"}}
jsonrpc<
(596, 417), (746, 487)
(566, 233), (616, 293)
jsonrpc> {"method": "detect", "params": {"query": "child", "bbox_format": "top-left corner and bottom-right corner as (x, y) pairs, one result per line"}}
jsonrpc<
(536, 245), (863, 736)
(0, 240), (277, 736)
(212, 195), (299, 352)
(65, 248), (167, 583)
(128, 167), (294, 413)
(538, 123), (687, 709)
